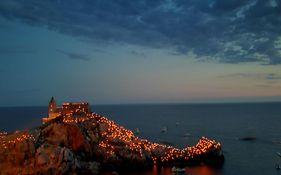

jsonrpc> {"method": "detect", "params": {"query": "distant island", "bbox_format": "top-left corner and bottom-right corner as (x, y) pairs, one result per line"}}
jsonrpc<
(0, 97), (224, 174)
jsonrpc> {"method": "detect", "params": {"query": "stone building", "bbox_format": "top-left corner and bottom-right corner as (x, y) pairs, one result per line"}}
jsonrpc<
(42, 97), (90, 123)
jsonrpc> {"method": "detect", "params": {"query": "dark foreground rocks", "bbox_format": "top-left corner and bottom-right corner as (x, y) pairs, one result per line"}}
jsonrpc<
(0, 113), (224, 174)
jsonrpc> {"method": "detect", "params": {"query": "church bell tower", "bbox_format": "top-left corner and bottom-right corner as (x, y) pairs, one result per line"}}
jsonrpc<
(48, 96), (56, 115)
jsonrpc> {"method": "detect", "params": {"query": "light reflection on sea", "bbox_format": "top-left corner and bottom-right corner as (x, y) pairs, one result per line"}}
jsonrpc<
(101, 165), (222, 175)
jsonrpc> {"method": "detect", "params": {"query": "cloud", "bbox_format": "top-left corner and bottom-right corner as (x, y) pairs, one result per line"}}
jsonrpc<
(0, 47), (34, 54)
(218, 73), (263, 79)
(219, 73), (281, 80)
(256, 83), (281, 88)
(256, 84), (271, 88)
(129, 50), (146, 58)
(56, 49), (91, 61)
(0, 0), (281, 64)
(265, 73), (281, 80)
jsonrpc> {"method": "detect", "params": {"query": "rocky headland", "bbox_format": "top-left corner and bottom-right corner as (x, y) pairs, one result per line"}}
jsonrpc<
(0, 112), (224, 174)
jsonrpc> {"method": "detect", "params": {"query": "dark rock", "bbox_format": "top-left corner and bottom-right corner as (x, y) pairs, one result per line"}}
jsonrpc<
(0, 112), (224, 174)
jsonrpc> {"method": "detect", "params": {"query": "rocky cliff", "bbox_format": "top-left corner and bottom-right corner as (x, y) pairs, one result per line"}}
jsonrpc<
(0, 112), (224, 174)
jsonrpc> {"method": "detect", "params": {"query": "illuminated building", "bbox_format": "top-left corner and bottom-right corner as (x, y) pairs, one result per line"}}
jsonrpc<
(42, 97), (90, 123)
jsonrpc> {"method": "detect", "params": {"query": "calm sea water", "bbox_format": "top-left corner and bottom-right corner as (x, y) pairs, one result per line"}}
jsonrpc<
(0, 102), (281, 175)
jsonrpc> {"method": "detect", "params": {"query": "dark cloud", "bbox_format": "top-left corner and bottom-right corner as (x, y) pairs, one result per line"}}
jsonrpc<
(0, 0), (281, 64)
(56, 49), (91, 61)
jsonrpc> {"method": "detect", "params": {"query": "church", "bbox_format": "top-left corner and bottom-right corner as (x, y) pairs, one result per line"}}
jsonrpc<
(42, 97), (90, 123)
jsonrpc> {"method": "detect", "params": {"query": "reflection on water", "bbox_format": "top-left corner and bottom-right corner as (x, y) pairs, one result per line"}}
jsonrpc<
(187, 166), (222, 175)
(101, 166), (222, 175)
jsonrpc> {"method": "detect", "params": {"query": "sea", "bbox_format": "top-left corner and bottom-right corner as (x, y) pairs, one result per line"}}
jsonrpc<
(0, 102), (281, 175)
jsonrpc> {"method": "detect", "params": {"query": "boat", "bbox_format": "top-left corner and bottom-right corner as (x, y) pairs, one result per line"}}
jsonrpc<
(277, 152), (281, 158)
(161, 126), (168, 133)
(171, 166), (185, 173)
(275, 164), (281, 170)
(239, 136), (256, 141)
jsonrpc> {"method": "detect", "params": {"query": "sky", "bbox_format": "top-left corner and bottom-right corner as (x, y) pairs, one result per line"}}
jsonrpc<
(0, 0), (281, 106)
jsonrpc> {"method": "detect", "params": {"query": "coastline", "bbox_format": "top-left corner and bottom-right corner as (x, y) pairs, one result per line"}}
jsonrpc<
(0, 111), (224, 174)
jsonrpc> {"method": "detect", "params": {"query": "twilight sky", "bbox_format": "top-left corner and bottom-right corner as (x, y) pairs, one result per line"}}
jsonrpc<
(0, 0), (281, 106)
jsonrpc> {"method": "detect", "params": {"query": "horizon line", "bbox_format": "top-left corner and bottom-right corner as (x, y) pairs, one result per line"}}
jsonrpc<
(1, 100), (281, 108)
